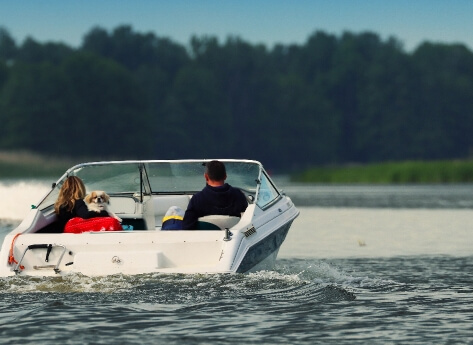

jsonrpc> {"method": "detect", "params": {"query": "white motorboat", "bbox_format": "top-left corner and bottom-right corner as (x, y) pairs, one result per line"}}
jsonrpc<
(0, 159), (299, 277)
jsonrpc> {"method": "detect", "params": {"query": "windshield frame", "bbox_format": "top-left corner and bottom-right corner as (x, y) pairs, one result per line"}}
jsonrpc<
(36, 159), (268, 210)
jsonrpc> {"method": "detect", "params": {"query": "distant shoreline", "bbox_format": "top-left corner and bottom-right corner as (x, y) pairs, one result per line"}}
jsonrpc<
(291, 160), (473, 184)
(2, 151), (473, 183)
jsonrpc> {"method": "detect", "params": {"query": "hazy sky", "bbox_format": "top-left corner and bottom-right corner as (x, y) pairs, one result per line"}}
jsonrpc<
(1, 0), (472, 52)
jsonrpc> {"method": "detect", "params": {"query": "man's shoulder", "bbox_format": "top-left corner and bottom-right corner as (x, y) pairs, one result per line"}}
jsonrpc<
(227, 184), (245, 195)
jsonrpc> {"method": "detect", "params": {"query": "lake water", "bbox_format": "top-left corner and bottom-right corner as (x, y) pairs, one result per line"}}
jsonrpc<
(0, 180), (472, 344)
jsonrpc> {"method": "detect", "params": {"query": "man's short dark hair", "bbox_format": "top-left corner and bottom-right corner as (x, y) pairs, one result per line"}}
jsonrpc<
(206, 160), (226, 181)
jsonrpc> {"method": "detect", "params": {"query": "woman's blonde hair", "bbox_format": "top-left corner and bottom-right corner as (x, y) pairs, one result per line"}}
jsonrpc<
(54, 176), (86, 214)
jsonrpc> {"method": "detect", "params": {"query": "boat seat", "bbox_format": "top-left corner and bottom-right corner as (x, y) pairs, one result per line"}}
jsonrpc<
(197, 215), (241, 230)
(108, 196), (137, 215)
(153, 195), (191, 228)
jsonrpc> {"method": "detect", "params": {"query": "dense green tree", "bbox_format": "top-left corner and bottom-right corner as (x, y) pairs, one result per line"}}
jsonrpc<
(17, 37), (74, 64)
(59, 52), (151, 157)
(82, 25), (189, 74)
(411, 43), (473, 159)
(353, 36), (413, 161)
(192, 36), (274, 158)
(160, 65), (232, 158)
(271, 73), (340, 168)
(0, 61), (8, 89)
(1, 25), (473, 172)
(0, 62), (70, 151)
(0, 27), (17, 61)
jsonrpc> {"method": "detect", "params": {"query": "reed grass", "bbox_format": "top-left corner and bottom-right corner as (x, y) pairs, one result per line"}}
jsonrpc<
(292, 160), (473, 184)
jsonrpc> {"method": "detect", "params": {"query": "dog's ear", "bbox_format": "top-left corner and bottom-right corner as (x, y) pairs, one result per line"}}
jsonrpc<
(86, 191), (97, 203)
(84, 193), (92, 203)
(103, 192), (110, 203)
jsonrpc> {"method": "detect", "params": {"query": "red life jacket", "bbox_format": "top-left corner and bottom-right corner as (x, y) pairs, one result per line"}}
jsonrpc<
(64, 217), (123, 233)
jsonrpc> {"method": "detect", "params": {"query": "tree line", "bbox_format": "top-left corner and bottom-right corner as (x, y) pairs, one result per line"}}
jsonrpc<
(1, 25), (473, 172)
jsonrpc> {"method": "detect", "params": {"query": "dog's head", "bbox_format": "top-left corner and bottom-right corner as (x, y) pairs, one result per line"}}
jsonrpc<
(84, 190), (110, 206)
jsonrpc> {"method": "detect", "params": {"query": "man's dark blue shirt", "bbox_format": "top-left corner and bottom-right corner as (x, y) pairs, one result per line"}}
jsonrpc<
(182, 183), (248, 230)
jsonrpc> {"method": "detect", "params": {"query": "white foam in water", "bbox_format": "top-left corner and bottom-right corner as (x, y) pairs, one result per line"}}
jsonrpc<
(0, 180), (51, 220)
(0, 273), (136, 293)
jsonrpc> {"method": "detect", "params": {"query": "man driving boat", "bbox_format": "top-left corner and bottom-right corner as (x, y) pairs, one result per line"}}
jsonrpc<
(182, 160), (248, 230)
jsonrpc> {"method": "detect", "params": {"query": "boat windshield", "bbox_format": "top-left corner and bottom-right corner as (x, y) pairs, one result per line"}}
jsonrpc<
(71, 163), (143, 194)
(145, 161), (260, 194)
(36, 160), (262, 210)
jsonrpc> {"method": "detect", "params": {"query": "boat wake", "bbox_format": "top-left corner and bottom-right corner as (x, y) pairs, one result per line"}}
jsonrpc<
(0, 258), (374, 308)
(0, 180), (50, 221)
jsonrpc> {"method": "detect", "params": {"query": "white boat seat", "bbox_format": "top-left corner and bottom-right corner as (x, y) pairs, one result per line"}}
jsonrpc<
(108, 197), (136, 214)
(197, 215), (241, 230)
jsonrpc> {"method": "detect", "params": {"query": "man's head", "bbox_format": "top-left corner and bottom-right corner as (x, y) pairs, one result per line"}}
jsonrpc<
(205, 160), (227, 184)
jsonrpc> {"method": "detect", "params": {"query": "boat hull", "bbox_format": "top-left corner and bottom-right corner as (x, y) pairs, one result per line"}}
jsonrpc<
(0, 202), (298, 277)
(236, 221), (292, 273)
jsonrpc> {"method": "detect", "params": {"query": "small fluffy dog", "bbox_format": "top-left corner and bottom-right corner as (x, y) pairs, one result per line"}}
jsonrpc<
(84, 190), (122, 222)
